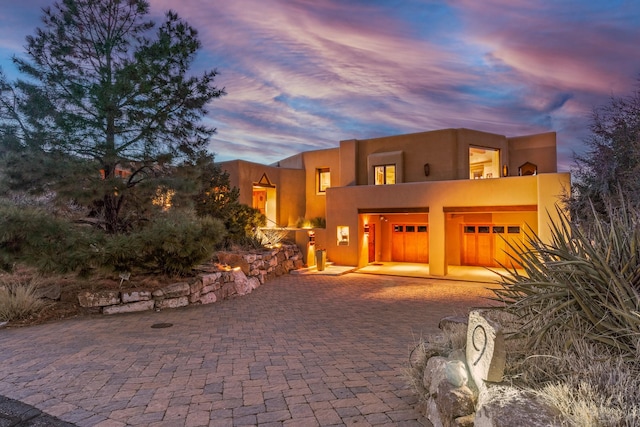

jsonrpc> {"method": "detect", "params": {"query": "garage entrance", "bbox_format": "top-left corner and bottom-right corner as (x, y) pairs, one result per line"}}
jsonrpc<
(461, 224), (521, 267)
(391, 223), (429, 262)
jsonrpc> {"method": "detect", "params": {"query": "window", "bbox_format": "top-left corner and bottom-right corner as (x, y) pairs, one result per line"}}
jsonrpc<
(469, 146), (500, 179)
(317, 168), (330, 193)
(374, 164), (396, 185)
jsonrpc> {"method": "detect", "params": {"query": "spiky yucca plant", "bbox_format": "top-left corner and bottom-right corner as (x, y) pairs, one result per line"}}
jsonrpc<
(492, 202), (640, 359)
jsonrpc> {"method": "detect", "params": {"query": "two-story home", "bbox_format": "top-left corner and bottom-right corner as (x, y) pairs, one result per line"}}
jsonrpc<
(220, 128), (570, 277)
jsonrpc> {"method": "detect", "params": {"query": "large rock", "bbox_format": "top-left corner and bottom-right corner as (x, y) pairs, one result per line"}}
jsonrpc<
(201, 272), (221, 287)
(217, 252), (250, 274)
(199, 292), (217, 305)
(155, 296), (189, 309)
(435, 382), (475, 420)
(466, 310), (505, 394)
(232, 269), (258, 296)
(475, 386), (564, 427)
(103, 300), (154, 315)
(152, 282), (190, 298)
(35, 283), (61, 300)
(121, 290), (151, 303)
(78, 290), (120, 307)
(424, 356), (448, 396)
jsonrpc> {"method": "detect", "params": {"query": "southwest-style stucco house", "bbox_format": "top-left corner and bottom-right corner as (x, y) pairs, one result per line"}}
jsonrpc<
(220, 128), (570, 277)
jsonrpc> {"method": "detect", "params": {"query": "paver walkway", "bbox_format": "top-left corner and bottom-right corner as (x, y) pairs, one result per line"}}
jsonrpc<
(0, 273), (496, 426)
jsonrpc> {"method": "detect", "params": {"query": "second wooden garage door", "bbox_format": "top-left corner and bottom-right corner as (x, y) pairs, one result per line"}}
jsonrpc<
(391, 224), (429, 263)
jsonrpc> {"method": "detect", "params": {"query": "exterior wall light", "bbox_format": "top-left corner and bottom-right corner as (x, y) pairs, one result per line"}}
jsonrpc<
(502, 164), (509, 177)
(308, 230), (315, 246)
(424, 163), (430, 177)
(364, 224), (370, 235)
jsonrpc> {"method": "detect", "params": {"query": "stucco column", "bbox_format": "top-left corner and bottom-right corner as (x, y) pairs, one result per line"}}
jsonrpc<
(536, 173), (571, 244)
(429, 206), (447, 276)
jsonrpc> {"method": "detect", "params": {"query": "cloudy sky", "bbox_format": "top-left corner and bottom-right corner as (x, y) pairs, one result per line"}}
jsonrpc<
(1, 0), (639, 170)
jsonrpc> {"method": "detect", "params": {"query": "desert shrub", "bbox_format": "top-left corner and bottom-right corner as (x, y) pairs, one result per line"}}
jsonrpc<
(0, 203), (101, 273)
(102, 212), (226, 275)
(492, 203), (640, 359)
(0, 276), (50, 321)
(255, 228), (292, 247)
(310, 217), (326, 228)
(221, 204), (265, 247)
(490, 202), (640, 426)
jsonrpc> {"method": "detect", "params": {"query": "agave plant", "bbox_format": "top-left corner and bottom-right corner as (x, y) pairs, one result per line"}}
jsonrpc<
(492, 202), (640, 360)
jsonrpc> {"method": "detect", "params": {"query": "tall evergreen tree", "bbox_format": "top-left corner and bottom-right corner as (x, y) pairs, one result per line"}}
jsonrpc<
(2, 0), (224, 232)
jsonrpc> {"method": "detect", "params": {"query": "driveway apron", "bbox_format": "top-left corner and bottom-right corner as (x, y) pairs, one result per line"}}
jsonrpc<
(0, 273), (495, 426)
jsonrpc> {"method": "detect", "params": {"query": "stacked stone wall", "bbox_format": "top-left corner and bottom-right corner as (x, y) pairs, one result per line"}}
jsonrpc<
(77, 244), (303, 315)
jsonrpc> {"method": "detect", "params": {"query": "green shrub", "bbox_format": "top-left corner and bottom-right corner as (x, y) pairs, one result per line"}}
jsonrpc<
(102, 212), (226, 275)
(0, 203), (101, 274)
(0, 276), (49, 321)
(493, 203), (640, 359)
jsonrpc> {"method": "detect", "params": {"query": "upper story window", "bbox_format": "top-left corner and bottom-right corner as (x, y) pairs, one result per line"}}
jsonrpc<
(317, 168), (330, 193)
(469, 146), (500, 179)
(374, 164), (396, 185)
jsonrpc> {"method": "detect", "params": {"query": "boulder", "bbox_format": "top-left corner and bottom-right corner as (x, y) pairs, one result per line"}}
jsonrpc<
(475, 386), (564, 427)
(155, 296), (189, 309)
(103, 300), (154, 315)
(152, 282), (190, 298)
(78, 290), (120, 308)
(35, 283), (61, 301)
(217, 252), (250, 274)
(121, 290), (151, 303)
(199, 292), (217, 305)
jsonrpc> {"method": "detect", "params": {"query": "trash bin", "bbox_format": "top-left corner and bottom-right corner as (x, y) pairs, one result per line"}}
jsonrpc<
(315, 249), (326, 271)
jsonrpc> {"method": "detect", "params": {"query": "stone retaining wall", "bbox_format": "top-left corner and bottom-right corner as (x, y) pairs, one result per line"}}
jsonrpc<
(77, 244), (304, 315)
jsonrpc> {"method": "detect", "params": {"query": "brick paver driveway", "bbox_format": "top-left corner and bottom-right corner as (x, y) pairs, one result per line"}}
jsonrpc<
(0, 273), (495, 426)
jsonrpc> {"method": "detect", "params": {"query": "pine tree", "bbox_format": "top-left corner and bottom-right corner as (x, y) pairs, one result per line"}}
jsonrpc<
(1, 0), (224, 232)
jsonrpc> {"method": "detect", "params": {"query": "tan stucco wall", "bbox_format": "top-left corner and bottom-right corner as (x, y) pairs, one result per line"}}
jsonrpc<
(301, 148), (340, 221)
(508, 132), (557, 174)
(348, 128), (521, 186)
(325, 173), (571, 274)
(218, 160), (306, 227)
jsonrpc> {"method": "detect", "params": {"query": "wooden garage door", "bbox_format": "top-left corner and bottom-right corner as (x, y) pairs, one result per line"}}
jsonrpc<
(391, 224), (429, 263)
(462, 224), (522, 267)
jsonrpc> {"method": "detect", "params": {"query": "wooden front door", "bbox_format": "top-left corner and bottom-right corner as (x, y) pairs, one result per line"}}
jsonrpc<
(252, 189), (267, 214)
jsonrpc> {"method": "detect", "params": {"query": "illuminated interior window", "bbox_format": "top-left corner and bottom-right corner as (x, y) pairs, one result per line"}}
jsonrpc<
(469, 146), (500, 179)
(374, 164), (396, 185)
(337, 226), (349, 245)
(317, 168), (330, 193)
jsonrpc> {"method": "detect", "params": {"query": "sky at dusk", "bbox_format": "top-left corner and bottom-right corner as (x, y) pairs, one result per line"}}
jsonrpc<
(1, 0), (640, 170)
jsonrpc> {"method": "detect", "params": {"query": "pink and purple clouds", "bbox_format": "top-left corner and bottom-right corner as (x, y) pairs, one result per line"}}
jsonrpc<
(2, 0), (639, 170)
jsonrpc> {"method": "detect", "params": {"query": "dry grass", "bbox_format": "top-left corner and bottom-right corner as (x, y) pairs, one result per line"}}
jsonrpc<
(494, 311), (640, 427)
(0, 275), (50, 322)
